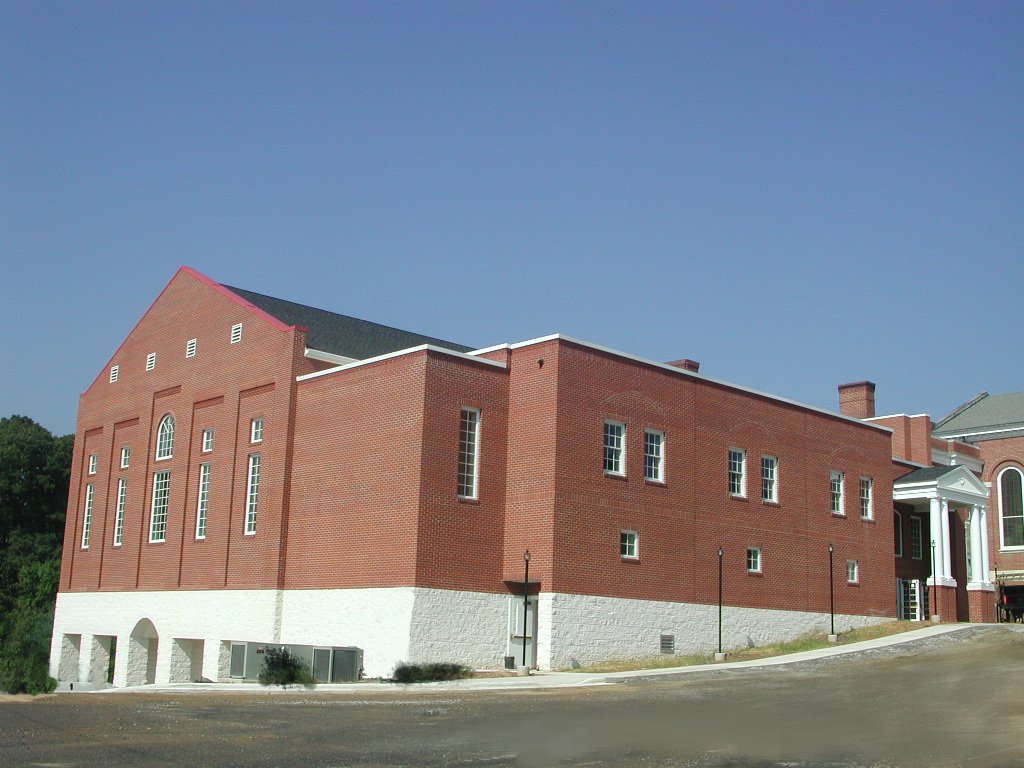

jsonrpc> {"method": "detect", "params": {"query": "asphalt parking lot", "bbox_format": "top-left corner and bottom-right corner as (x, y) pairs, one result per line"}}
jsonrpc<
(2, 624), (1023, 768)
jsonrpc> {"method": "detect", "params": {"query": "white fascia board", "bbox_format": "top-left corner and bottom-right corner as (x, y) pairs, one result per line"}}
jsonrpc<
(304, 348), (358, 366)
(467, 343), (511, 356)
(865, 413), (931, 421)
(934, 424), (1024, 441)
(296, 344), (506, 382)
(509, 334), (892, 433)
(931, 448), (984, 473)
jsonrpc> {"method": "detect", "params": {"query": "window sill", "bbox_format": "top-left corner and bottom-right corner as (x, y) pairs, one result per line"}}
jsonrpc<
(860, 516), (875, 524)
(457, 496), (481, 506)
(747, 570), (763, 577)
(620, 556), (640, 563)
(604, 472), (627, 481)
(999, 546), (1024, 552)
(729, 494), (748, 502)
(762, 499), (780, 507)
(644, 479), (667, 488)
(847, 582), (860, 587)
(832, 512), (846, 518)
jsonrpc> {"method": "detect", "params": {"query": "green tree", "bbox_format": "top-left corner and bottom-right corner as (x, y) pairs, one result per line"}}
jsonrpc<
(0, 416), (72, 694)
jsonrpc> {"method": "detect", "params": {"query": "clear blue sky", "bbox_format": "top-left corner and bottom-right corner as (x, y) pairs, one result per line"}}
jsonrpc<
(2, 1), (1021, 437)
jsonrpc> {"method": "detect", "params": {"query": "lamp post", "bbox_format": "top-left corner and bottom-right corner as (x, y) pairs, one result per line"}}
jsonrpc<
(717, 547), (724, 656)
(828, 543), (835, 640)
(930, 539), (937, 620)
(522, 550), (531, 668)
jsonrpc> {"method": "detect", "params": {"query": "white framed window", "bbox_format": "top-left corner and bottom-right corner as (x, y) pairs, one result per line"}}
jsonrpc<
(846, 559), (859, 584)
(231, 323), (243, 344)
(746, 547), (761, 573)
(644, 429), (665, 482)
(761, 455), (778, 503)
(603, 421), (625, 476)
(620, 530), (638, 559)
(894, 511), (903, 557)
(120, 446), (131, 469)
(830, 470), (845, 515)
(81, 484), (94, 549)
(186, 338), (197, 358)
(728, 448), (746, 497)
(113, 478), (126, 546)
(149, 470), (170, 543)
(998, 467), (1024, 549)
(457, 408), (480, 499)
(109, 365), (119, 383)
(250, 417), (263, 444)
(146, 352), (156, 371)
(88, 454), (98, 475)
(910, 516), (923, 560)
(244, 454), (260, 535)
(196, 463), (210, 540)
(156, 414), (174, 460)
(859, 477), (873, 519)
(202, 428), (214, 453)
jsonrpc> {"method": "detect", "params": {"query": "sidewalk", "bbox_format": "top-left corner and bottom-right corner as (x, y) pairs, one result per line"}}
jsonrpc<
(81, 622), (984, 695)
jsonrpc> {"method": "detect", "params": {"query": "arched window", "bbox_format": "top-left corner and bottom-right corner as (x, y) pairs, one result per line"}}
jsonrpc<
(998, 467), (1024, 548)
(156, 414), (175, 460)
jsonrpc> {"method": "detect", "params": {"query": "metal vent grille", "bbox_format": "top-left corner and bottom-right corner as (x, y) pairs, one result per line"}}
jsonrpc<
(660, 634), (675, 654)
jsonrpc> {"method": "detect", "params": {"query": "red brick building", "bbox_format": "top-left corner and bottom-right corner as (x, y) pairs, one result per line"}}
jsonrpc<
(51, 267), (944, 686)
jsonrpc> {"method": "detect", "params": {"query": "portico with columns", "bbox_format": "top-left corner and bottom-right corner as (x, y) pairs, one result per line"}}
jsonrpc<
(894, 464), (995, 622)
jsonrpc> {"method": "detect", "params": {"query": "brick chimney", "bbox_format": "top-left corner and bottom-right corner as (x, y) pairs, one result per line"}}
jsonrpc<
(667, 359), (700, 373)
(838, 381), (876, 419)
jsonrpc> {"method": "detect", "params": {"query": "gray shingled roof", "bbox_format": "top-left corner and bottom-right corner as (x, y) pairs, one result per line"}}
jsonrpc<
(223, 285), (474, 360)
(933, 391), (1024, 437)
(896, 465), (961, 484)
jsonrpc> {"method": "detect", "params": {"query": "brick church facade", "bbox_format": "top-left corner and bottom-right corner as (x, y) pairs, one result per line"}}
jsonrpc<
(50, 267), (1004, 686)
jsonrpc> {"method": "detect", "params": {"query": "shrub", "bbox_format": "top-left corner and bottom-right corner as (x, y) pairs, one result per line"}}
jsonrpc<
(391, 662), (473, 684)
(257, 647), (316, 689)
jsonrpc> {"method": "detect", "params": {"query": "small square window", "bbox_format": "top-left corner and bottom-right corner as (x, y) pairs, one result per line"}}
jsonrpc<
(88, 454), (98, 475)
(231, 323), (243, 344)
(251, 417), (263, 444)
(620, 530), (638, 559)
(146, 352), (156, 371)
(120, 446), (131, 469)
(747, 547), (762, 573)
(109, 365), (119, 383)
(186, 338), (197, 358)
(202, 428), (214, 453)
(846, 559), (859, 583)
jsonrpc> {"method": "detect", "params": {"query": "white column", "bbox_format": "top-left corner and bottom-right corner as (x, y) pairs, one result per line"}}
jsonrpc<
(940, 497), (953, 580)
(929, 497), (944, 582)
(969, 506), (984, 584)
(979, 504), (991, 583)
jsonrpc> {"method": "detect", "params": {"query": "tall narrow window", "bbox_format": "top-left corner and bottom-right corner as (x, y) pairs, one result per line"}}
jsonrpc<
(231, 323), (243, 344)
(728, 448), (746, 497)
(186, 338), (197, 358)
(156, 414), (174, 460)
(761, 456), (778, 502)
(620, 530), (638, 559)
(910, 516), (923, 560)
(894, 511), (903, 557)
(859, 477), (873, 519)
(244, 454), (260, 535)
(830, 470), (845, 515)
(120, 446), (131, 469)
(196, 463), (210, 539)
(146, 352), (156, 371)
(999, 467), (1024, 548)
(202, 428), (214, 453)
(604, 421), (625, 476)
(149, 471), (170, 543)
(457, 408), (480, 499)
(746, 547), (761, 573)
(644, 430), (665, 482)
(250, 417), (263, 444)
(81, 484), (94, 549)
(113, 478), (126, 546)
(846, 559), (859, 584)
(88, 454), (98, 475)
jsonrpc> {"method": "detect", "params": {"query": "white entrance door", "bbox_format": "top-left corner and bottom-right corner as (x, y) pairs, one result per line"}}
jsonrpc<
(508, 596), (537, 668)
